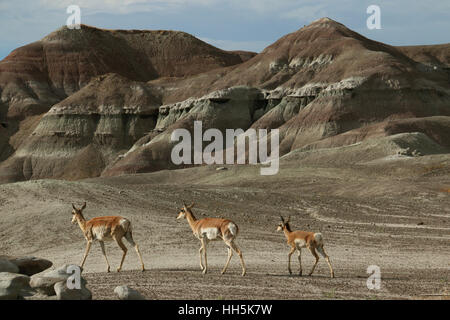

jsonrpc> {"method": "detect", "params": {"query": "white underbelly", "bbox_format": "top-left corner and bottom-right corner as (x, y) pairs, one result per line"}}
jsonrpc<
(93, 233), (113, 241)
(295, 239), (307, 248)
(201, 227), (220, 240)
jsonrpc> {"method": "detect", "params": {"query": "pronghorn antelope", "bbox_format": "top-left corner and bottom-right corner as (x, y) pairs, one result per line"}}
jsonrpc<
(71, 202), (145, 272)
(176, 202), (246, 276)
(277, 216), (334, 278)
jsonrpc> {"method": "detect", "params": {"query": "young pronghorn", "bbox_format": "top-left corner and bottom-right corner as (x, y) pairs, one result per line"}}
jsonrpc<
(71, 202), (145, 272)
(277, 216), (334, 278)
(176, 202), (246, 276)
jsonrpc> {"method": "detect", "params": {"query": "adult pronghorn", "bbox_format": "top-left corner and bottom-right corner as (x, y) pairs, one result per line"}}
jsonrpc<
(176, 202), (246, 276)
(277, 216), (334, 278)
(71, 202), (145, 272)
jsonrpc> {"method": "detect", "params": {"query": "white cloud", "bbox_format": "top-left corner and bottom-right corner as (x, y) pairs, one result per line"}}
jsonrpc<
(38, 0), (220, 14)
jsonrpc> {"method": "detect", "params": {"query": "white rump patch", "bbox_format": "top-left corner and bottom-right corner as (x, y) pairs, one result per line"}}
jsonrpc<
(228, 223), (237, 236)
(119, 218), (131, 232)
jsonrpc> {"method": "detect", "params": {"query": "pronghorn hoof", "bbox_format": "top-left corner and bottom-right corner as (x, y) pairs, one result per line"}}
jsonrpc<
(241, 272), (246, 277)
(117, 268), (121, 272)
(299, 271), (303, 276)
(202, 270), (207, 275)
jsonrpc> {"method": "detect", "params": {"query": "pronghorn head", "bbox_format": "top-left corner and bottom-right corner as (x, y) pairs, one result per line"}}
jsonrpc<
(277, 216), (291, 232)
(177, 202), (195, 220)
(71, 202), (86, 224)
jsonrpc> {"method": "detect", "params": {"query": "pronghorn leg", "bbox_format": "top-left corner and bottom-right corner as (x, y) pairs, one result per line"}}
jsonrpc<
(99, 241), (111, 273)
(308, 246), (320, 276)
(198, 246), (205, 271)
(317, 245), (335, 278)
(297, 248), (302, 276)
(80, 241), (92, 269)
(287, 247), (295, 275)
(230, 241), (246, 276)
(115, 236), (128, 272)
(221, 244), (233, 275)
(125, 232), (145, 272)
(201, 238), (208, 274)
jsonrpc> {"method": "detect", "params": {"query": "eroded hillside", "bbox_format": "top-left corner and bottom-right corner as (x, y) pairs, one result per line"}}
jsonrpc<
(0, 18), (449, 183)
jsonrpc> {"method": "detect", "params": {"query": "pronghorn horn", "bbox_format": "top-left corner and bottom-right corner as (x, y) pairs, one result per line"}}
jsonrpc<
(280, 216), (285, 223)
(189, 202), (195, 209)
(286, 216), (291, 223)
(183, 201), (187, 208)
(72, 204), (77, 211)
(81, 202), (86, 210)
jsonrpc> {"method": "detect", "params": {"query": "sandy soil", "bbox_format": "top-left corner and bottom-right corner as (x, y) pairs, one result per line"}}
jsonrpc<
(0, 154), (449, 300)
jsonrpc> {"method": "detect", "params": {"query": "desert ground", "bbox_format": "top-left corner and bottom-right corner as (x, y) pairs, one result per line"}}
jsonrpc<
(0, 150), (449, 300)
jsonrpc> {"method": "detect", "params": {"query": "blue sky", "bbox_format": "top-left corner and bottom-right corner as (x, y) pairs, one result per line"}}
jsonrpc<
(0, 0), (449, 60)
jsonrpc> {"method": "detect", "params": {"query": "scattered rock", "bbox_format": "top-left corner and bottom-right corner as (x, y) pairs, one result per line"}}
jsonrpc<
(30, 264), (82, 296)
(114, 285), (145, 300)
(54, 280), (92, 300)
(398, 147), (423, 157)
(0, 272), (32, 300)
(398, 147), (413, 156)
(0, 258), (19, 274)
(412, 150), (423, 157)
(8, 257), (52, 276)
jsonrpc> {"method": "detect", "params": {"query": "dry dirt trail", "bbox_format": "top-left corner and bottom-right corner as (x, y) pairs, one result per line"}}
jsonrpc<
(0, 157), (449, 300)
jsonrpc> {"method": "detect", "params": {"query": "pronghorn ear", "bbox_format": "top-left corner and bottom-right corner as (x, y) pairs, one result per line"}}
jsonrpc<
(81, 202), (86, 210)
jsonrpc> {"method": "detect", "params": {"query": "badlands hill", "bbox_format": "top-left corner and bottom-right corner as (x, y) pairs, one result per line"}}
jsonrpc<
(0, 18), (449, 182)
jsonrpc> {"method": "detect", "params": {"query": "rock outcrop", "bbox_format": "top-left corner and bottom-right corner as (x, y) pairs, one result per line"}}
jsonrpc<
(7, 256), (53, 276)
(0, 258), (19, 273)
(30, 264), (84, 296)
(102, 86), (265, 176)
(54, 279), (92, 300)
(0, 272), (32, 300)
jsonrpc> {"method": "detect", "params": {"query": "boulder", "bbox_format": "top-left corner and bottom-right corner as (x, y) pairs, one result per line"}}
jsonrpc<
(114, 285), (145, 300)
(30, 264), (82, 296)
(8, 256), (52, 276)
(54, 280), (92, 300)
(0, 258), (19, 273)
(0, 272), (32, 300)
